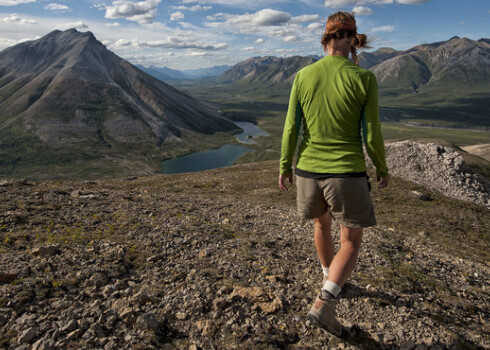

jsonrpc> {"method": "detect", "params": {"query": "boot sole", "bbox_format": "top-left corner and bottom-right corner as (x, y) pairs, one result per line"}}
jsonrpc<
(306, 312), (342, 337)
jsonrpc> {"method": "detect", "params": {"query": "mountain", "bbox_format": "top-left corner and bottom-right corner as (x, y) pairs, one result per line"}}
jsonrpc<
(0, 29), (239, 178)
(217, 56), (320, 85)
(185, 65), (231, 79)
(136, 65), (189, 82)
(371, 36), (490, 94)
(358, 47), (401, 69)
(137, 64), (231, 82)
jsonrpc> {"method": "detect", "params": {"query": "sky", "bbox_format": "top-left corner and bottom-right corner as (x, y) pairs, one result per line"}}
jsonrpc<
(0, 0), (488, 70)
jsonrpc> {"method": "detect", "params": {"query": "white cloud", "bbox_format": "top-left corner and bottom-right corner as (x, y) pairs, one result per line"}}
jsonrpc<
(110, 35), (229, 51)
(186, 51), (210, 57)
(352, 6), (372, 15)
(105, 0), (161, 24)
(291, 14), (320, 23)
(255, 38), (265, 44)
(170, 11), (184, 21)
(2, 14), (36, 24)
(252, 9), (291, 26)
(0, 0), (36, 5)
(307, 22), (323, 30)
(59, 21), (89, 30)
(284, 35), (299, 42)
(370, 24), (395, 32)
(181, 0), (289, 8)
(171, 5), (212, 11)
(206, 9), (292, 34)
(105, 22), (121, 27)
(44, 3), (70, 11)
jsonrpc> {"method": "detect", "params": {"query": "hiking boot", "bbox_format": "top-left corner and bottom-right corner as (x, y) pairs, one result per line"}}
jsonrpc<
(306, 295), (342, 336)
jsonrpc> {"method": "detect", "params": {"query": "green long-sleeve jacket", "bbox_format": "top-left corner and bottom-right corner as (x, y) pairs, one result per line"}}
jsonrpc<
(280, 55), (389, 178)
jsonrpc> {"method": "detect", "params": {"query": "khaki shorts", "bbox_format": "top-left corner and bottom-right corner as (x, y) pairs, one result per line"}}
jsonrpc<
(296, 176), (376, 228)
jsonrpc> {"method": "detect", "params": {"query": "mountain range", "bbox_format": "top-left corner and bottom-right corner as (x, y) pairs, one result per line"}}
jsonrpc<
(136, 64), (230, 82)
(0, 29), (239, 178)
(203, 36), (489, 95)
(185, 36), (488, 126)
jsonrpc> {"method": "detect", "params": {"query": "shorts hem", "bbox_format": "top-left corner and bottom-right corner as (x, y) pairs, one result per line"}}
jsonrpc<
(339, 219), (376, 228)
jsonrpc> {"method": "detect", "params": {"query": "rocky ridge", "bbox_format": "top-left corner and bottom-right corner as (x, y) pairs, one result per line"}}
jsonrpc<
(384, 141), (490, 209)
(0, 158), (488, 349)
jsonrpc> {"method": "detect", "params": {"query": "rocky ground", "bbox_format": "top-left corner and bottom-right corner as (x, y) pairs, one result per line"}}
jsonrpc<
(0, 159), (488, 350)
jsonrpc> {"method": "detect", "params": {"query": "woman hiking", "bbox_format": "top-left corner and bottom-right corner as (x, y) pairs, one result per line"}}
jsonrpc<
(278, 11), (390, 336)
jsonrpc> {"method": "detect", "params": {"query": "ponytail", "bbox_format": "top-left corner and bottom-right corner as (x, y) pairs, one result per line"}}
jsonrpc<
(350, 34), (369, 66)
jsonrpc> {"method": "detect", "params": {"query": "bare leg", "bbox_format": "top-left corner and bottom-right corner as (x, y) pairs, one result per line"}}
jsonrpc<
(313, 211), (334, 268)
(326, 225), (363, 287)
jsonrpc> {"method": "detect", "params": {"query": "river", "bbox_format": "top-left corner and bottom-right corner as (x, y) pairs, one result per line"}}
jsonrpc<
(161, 121), (268, 174)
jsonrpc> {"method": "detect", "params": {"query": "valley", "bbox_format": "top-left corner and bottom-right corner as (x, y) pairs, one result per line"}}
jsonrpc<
(0, 30), (488, 180)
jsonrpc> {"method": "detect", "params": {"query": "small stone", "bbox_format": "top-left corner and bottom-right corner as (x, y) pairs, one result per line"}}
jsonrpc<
(196, 319), (216, 336)
(119, 308), (135, 324)
(257, 297), (282, 314)
(146, 255), (161, 262)
(212, 298), (228, 311)
(198, 249), (209, 258)
(61, 320), (78, 333)
(17, 327), (37, 344)
(66, 329), (83, 341)
(135, 313), (159, 330)
(176, 312), (186, 320)
(132, 291), (151, 304)
(410, 191), (431, 201)
(221, 218), (230, 225)
(102, 285), (115, 298)
(31, 246), (60, 257)
(32, 338), (55, 350)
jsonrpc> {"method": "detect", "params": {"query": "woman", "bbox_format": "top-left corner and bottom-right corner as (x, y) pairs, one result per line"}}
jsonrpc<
(278, 12), (389, 336)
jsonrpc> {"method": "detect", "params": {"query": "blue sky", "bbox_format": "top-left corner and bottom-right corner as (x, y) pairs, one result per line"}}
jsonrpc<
(0, 0), (488, 70)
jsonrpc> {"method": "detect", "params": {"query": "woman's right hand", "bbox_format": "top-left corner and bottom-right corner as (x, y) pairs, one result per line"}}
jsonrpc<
(377, 174), (390, 189)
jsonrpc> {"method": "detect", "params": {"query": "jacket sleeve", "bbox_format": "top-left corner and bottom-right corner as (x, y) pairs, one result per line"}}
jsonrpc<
(279, 75), (303, 175)
(362, 73), (389, 178)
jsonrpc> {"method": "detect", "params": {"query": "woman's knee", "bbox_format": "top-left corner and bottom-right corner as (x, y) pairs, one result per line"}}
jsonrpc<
(314, 211), (331, 227)
(340, 226), (363, 249)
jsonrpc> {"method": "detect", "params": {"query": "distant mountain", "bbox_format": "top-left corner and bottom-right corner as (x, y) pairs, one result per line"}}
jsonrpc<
(371, 36), (489, 94)
(0, 29), (239, 178)
(186, 65), (231, 79)
(217, 56), (320, 85)
(137, 64), (230, 82)
(358, 47), (401, 69)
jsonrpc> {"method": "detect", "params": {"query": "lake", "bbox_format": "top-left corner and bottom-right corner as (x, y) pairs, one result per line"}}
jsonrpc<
(234, 121), (269, 144)
(161, 122), (267, 174)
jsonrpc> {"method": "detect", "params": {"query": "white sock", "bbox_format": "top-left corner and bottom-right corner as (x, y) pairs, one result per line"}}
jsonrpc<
(322, 280), (341, 298)
(322, 265), (329, 279)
